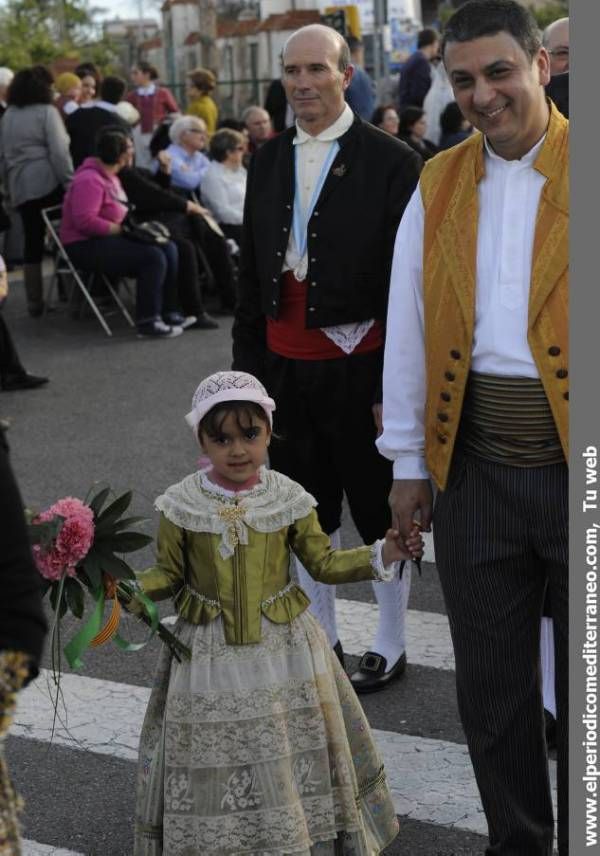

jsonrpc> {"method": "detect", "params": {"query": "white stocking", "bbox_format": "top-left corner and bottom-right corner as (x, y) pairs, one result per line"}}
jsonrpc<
(293, 528), (341, 648)
(371, 565), (411, 670)
(540, 616), (556, 718)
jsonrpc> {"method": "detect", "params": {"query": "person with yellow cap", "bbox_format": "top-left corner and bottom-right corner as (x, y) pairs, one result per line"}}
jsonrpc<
(54, 71), (82, 119)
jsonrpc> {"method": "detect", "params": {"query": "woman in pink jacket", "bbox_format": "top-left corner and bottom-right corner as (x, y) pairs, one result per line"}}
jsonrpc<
(60, 127), (184, 338)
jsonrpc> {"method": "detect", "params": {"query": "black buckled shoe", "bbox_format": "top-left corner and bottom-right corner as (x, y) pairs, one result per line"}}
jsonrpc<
(350, 651), (407, 694)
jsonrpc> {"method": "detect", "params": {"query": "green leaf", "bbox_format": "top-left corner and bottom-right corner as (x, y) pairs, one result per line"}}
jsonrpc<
(65, 578), (85, 619)
(89, 486), (111, 518)
(109, 532), (154, 553)
(94, 515), (148, 538)
(28, 516), (64, 547)
(94, 547), (135, 580)
(80, 551), (103, 590)
(96, 491), (132, 527)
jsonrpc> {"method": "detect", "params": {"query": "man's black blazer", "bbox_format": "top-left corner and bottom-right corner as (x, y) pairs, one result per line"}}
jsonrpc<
(233, 114), (421, 378)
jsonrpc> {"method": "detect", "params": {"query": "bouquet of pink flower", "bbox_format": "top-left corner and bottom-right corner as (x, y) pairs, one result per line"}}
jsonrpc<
(33, 497), (95, 582)
(28, 486), (190, 672)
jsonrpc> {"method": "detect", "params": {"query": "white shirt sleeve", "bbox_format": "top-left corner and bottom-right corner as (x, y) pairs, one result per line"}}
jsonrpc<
(376, 185), (430, 481)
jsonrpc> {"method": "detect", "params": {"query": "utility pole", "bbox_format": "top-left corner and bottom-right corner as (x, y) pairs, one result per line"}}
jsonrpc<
(136, 0), (145, 64)
(198, 0), (218, 70)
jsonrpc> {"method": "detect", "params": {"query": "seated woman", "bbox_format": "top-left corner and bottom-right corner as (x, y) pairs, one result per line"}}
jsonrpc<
(200, 128), (246, 247)
(161, 116), (210, 198)
(119, 148), (223, 328)
(397, 106), (439, 161)
(59, 127), (184, 339)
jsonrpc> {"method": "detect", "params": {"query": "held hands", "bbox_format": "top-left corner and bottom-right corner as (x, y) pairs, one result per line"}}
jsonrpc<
(388, 479), (433, 539)
(381, 524), (424, 567)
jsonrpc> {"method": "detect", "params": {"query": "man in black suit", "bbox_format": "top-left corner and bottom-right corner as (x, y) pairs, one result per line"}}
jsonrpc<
(233, 23), (421, 692)
(66, 76), (130, 168)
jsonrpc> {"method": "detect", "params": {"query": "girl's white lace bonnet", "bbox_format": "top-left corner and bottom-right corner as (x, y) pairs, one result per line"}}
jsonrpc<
(185, 371), (276, 440)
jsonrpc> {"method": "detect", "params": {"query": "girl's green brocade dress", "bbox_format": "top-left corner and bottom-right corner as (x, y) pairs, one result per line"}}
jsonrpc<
(133, 467), (399, 856)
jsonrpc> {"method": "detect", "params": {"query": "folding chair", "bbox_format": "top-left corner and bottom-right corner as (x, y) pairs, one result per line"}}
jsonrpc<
(41, 205), (135, 337)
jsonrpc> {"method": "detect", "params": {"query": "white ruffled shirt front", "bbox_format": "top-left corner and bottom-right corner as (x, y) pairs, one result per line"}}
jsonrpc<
(283, 105), (375, 356)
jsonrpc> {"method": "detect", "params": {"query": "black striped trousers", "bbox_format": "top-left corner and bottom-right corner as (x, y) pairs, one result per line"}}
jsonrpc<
(434, 451), (568, 856)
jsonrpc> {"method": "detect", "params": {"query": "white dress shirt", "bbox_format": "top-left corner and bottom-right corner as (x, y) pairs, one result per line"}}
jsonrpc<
(377, 135), (547, 480)
(282, 104), (374, 354)
(201, 160), (247, 225)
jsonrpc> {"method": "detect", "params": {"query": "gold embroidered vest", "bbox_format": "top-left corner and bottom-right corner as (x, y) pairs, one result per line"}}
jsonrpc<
(420, 103), (569, 490)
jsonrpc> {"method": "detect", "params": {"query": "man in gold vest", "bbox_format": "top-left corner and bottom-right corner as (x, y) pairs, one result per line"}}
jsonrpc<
(377, 1), (568, 854)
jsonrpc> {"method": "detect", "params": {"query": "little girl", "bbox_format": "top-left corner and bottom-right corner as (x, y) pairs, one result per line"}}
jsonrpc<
(133, 371), (423, 855)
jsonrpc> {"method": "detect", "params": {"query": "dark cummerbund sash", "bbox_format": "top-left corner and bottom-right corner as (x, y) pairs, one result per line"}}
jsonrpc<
(459, 372), (565, 467)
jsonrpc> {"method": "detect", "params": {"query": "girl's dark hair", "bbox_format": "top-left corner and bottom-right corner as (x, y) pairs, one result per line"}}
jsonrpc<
(442, 0), (542, 61)
(135, 61), (159, 81)
(7, 66), (53, 107)
(440, 101), (465, 135)
(399, 106), (425, 134)
(94, 126), (131, 164)
(370, 104), (397, 128)
(198, 401), (270, 440)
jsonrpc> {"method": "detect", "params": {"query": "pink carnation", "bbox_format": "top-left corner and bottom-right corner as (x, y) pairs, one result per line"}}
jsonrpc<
(33, 497), (95, 582)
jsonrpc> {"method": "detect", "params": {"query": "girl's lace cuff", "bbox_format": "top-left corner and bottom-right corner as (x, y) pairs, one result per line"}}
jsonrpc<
(370, 540), (400, 582)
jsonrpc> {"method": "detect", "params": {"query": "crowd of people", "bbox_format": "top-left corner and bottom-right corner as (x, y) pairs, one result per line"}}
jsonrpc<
(1, 2), (571, 855)
(0, 34), (478, 381)
(0, 27), (478, 349)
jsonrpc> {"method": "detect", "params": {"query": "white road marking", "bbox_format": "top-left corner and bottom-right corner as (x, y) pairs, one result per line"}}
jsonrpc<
(22, 842), (84, 856)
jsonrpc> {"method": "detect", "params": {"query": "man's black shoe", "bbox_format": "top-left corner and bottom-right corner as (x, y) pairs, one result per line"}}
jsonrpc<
(1, 373), (49, 391)
(350, 651), (406, 694)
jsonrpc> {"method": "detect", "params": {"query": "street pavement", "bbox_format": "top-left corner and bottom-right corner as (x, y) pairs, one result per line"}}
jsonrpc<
(2, 272), (553, 855)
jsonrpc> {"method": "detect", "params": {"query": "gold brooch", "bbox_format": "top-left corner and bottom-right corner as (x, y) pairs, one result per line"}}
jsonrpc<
(217, 503), (246, 548)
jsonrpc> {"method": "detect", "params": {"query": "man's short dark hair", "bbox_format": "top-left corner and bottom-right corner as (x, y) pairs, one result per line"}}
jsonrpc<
(94, 126), (131, 164)
(417, 28), (439, 49)
(7, 66), (53, 107)
(99, 76), (126, 105)
(442, 0), (542, 60)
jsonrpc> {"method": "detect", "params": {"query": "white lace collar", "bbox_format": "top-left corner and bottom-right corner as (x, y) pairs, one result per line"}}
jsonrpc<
(155, 467), (316, 559)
